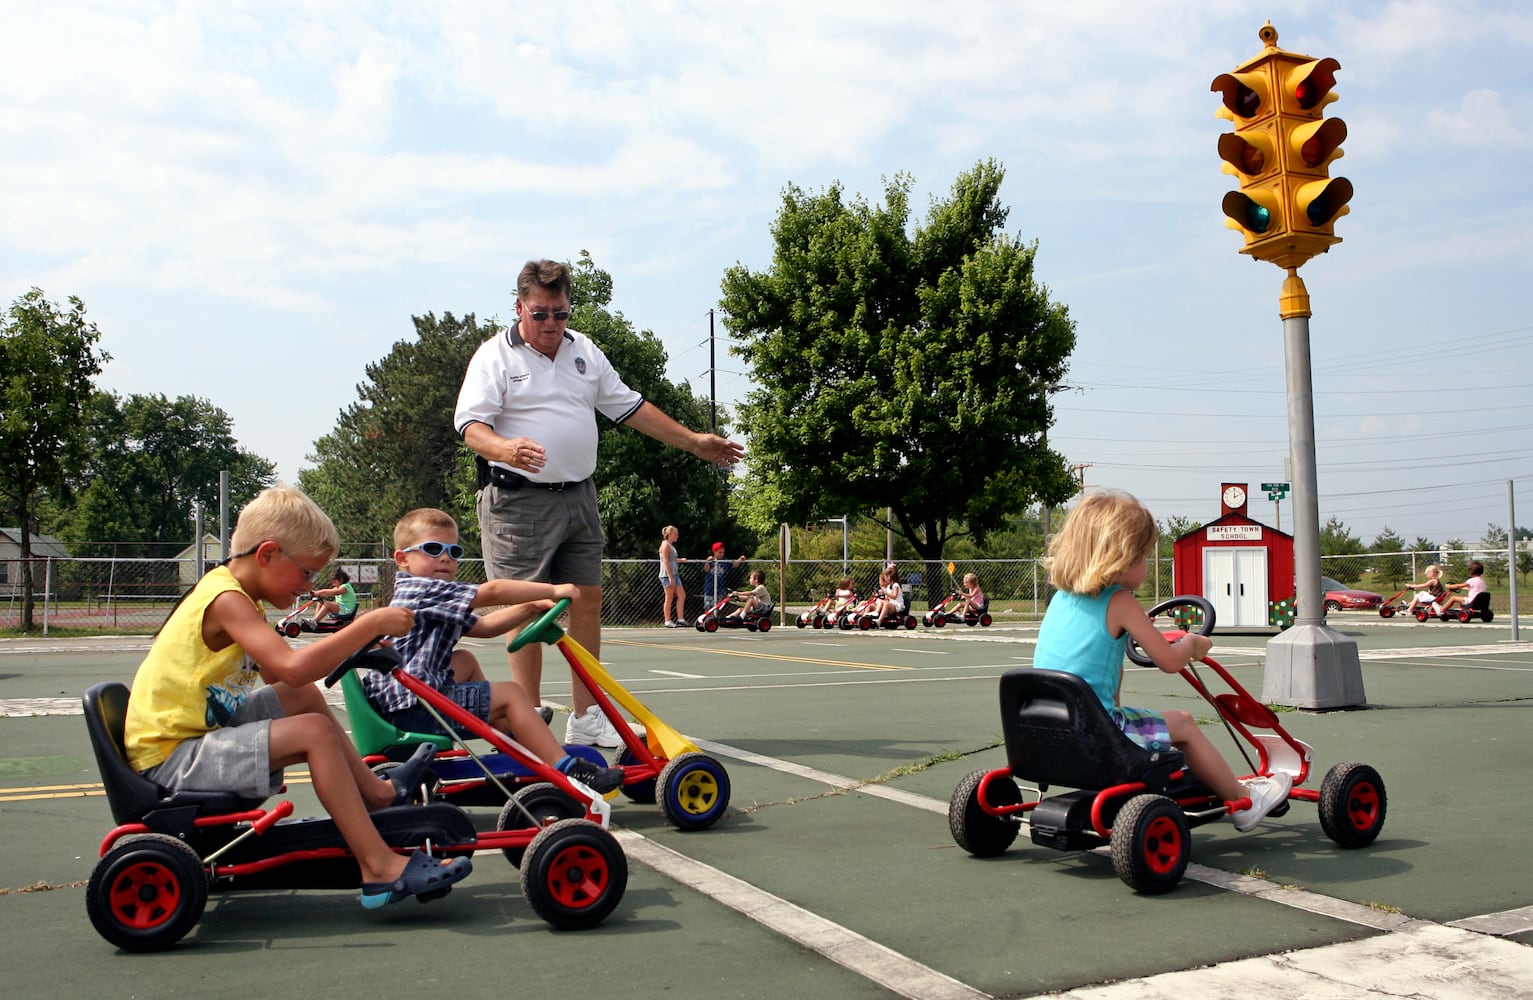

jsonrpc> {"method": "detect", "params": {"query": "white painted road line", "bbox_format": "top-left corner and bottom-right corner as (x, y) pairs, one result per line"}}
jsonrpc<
(615, 830), (991, 1000)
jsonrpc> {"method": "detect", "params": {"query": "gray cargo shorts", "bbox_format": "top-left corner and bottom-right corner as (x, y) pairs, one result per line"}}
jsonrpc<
(144, 686), (286, 800)
(478, 478), (604, 587)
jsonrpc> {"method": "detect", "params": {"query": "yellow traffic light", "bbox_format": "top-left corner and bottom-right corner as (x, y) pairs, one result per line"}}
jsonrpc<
(1212, 24), (1352, 269)
(1212, 68), (1282, 250)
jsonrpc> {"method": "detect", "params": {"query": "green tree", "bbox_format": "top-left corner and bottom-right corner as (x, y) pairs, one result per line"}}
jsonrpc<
(568, 253), (733, 558)
(1370, 527), (1408, 587)
(0, 289), (109, 629)
(55, 392), (275, 557)
(719, 160), (1076, 606)
(1319, 516), (1364, 556)
(300, 253), (730, 561)
(300, 311), (488, 553)
(1441, 539), (1469, 583)
(1477, 524), (1509, 579)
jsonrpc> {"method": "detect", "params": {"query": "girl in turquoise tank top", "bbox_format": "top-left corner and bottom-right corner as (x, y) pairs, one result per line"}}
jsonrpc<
(1034, 490), (1291, 833)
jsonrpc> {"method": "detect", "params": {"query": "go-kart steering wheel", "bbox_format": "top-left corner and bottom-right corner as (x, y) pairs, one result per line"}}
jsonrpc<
(1125, 594), (1216, 668)
(508, 597), (573, 652)
(323, 636), (402, 688)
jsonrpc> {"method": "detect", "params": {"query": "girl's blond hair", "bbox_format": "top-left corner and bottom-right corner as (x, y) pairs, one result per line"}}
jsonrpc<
(1042, 490), (1157, 595)
(230, 486), (338, 560)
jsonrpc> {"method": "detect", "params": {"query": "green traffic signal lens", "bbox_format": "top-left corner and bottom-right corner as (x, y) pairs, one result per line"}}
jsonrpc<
(1247, 202), (1272, 232)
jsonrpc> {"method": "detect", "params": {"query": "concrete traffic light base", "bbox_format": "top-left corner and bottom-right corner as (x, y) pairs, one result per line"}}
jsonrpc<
(1262, 622), (1366, 708)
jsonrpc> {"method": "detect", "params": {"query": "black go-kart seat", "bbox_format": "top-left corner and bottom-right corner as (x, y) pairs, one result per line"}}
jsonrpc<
(1000, 668), (1186, 792)
(83, 681), (264, 831)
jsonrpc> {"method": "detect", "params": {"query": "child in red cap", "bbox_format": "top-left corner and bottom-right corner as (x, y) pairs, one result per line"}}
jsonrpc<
(704, 542), (747, 608)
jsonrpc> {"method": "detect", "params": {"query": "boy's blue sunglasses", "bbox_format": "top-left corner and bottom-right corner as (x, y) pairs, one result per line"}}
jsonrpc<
(403, 541), (465, 560)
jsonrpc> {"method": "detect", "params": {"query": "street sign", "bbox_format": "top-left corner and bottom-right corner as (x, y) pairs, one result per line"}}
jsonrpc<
(1260, 482), (1290, 491)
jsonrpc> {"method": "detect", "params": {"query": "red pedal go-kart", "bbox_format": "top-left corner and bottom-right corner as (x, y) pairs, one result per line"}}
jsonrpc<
(335, 599), (732, 833)
(796, 592), (839, 629)
(947, 595), (1387, 894)
(273, 593), (354, 638)
(82, 641), (627, 952)
(922, 591), (993, 628)
(695, 594), (773, 633)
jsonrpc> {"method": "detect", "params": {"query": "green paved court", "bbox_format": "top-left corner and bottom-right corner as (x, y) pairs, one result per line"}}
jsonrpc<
(1, 614), (1529, 998)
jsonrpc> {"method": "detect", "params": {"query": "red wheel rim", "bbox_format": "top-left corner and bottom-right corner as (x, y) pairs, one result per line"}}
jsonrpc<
(1140, 815), (1185, 875)
(542, 843), (612, 910)
(1347, 782), (1382, 832)
(109, 861), (183, 930)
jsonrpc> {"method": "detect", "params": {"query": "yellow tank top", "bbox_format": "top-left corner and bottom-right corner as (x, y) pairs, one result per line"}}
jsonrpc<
(123, 566), (265, 772)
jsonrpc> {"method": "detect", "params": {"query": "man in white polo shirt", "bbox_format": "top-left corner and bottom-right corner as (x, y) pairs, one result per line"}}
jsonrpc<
(455, 259), (745, 746)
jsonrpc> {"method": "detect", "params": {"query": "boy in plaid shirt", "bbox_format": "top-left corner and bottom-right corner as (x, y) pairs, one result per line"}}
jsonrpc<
(362, 508), (624, 793)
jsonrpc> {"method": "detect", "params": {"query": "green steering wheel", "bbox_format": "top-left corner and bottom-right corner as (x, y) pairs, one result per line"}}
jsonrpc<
(508, 597), (572, 652)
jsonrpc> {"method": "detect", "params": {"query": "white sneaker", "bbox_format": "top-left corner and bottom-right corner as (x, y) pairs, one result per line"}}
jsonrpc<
(565, 705), (623, 748)
(1231, 771), (1293, 832)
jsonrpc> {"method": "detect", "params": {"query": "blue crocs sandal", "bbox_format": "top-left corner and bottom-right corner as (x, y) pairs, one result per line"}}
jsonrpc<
(385, 743), (438, 806)
(360, 849), (472, 909)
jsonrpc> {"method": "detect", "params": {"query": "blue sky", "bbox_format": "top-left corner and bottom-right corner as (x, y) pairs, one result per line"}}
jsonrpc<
(4, 1), (1530, 548)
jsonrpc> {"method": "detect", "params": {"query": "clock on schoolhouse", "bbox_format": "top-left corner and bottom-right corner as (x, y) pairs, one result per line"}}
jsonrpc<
(1220, 483), (1249, 517)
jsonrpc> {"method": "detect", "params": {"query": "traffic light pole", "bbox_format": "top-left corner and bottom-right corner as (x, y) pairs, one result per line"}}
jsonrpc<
(1263, 270), (1366, 708)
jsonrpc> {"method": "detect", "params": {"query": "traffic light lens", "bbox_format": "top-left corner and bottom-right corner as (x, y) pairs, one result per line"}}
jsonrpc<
(1242, 145), (1266, 173)
(1235, 84), (1261, 117)
(1247, 202), (1272, 232)
(1300, 136), (1322, 168)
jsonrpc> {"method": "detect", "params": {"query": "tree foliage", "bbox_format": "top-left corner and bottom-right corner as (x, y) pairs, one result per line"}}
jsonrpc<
(719, 160), (1077, 569)
(55, 392), (275, 556)
(1319, 516), (1365, 557)
(298, 252), (732, 559)
(299, 311), (489, 553)
(0, 289), (109, 628)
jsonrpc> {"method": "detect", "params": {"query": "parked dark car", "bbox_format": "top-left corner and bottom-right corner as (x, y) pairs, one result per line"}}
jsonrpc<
(1321, 576), (1384, 612)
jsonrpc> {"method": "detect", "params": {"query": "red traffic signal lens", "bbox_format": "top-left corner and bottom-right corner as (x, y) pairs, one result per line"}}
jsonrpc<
(1291, 59), (1340, 110)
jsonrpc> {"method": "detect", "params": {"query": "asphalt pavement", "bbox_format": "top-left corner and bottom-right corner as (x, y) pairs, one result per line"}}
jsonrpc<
(1, 611), (1529, 998)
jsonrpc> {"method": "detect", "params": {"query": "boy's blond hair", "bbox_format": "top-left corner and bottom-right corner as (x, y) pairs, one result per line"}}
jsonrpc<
(1042, 490), (1157, 595)
(394, 508), (459, 550)
(230, 486), (339, 560)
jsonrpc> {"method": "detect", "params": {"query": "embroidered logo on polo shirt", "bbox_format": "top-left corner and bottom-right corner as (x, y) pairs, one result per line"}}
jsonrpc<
(574, 357), (587, 374)
(508, 372), (529, 384)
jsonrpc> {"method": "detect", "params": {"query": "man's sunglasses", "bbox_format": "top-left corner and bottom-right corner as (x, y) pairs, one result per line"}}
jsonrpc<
(402, 541), (465, 560)
(526, 308), (571, 322)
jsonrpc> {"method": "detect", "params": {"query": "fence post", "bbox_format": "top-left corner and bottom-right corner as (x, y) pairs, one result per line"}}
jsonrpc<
(42, 557), (52, 636)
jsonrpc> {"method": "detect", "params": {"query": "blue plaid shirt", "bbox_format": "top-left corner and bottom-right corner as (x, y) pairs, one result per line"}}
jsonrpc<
(361, 574), (480, 713)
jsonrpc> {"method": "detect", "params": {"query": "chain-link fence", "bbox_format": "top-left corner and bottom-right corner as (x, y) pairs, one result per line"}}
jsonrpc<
(8, 548), (1518, 634)
(3, 553), (1182, 634)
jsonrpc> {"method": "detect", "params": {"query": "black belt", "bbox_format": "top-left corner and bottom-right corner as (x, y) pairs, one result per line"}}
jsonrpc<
(487, 464), (586, 493)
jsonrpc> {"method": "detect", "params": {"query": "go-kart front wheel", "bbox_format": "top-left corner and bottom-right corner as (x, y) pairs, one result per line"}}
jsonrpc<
(1319, 762), (1386, 848)
(497, 782), (584, 868)
(656, 752), (731, 831)
(947, 769), (1021, 857)
(87, 833), (208, 952)
(1110, 794), (1190, 894)
(519, 819), (627, 930)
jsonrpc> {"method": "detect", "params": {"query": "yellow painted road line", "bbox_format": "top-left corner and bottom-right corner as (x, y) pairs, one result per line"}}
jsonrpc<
(1, 770), (316, 804)
(606, 638), (911, 671)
